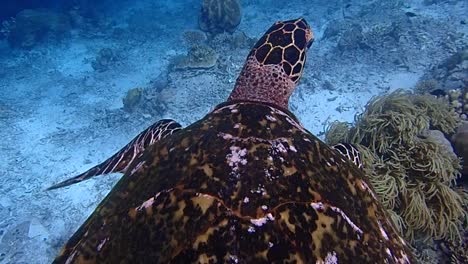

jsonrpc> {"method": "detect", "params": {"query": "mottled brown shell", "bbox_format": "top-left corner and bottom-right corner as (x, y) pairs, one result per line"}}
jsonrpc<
(54, 101), (414, 263)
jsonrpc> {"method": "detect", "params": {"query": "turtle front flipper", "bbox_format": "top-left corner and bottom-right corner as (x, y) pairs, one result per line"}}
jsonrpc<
(46, 119), (182, 190)
(331, 143), (363, 169)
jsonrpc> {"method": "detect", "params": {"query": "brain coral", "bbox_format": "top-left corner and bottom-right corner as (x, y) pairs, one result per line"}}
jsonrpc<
(199, 0), (241, 34)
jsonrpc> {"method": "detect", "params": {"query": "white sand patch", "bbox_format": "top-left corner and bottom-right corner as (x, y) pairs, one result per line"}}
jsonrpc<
(386, 72), (420, 92)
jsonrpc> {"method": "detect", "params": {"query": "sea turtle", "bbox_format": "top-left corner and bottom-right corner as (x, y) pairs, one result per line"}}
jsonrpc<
(51, 18), (415, 263)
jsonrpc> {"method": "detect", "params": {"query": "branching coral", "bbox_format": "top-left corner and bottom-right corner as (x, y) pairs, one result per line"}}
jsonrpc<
(326, 90), (466, 244)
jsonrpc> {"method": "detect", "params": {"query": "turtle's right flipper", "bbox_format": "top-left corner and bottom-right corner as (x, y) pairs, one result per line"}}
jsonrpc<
(331, 143), (363, 169)
(46, 119), (182, 190)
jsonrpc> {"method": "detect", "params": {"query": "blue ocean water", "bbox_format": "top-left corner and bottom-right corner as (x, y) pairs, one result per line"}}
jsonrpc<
(0, 0), (466, 263)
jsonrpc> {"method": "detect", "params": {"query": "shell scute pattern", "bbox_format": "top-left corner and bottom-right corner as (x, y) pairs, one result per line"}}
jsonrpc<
(56, 101), (412, 263)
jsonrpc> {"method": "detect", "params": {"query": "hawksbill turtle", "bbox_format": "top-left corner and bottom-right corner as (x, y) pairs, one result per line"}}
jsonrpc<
(50, 18), (415, 263)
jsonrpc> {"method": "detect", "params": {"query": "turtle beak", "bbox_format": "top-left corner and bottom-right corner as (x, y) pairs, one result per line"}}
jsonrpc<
(294, 18), (314, 50)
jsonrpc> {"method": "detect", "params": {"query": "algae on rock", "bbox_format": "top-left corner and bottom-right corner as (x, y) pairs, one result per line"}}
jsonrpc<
(122, 87), (143, 113)
(172, 45), (218, 70)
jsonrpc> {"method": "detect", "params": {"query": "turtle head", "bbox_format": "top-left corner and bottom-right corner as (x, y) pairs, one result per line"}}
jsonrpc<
(228, 18), (314, 109)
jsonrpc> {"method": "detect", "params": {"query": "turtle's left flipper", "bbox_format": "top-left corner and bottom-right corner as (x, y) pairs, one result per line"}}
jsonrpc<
(46, 119), (182, 190)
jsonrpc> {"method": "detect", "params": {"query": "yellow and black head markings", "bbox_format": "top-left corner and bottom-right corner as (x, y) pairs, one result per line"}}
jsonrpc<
(228, 18), (314, 109)
(52, 18), (415, 263)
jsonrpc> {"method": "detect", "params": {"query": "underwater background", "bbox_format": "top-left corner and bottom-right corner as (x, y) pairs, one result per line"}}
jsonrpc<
(0, 0), (466, 263)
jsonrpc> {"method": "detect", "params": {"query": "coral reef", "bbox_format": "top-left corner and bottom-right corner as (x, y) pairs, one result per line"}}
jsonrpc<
(4, 9), (71, 49)
(418, 49), (468, 91)
(415, 87), (467, 120)
(364, 21), (403, 47)
(447, 88), (468, 120)
(325, 90), (466, 244)
(199, 0), (241, 34)
(414, 47), (467, 119)
(336, 24), (367, 52)
(172, 45), (218, 70)
(91, 48), (120, 72)
(452, 122), (468, 175)
(122, 87), (143, 113)
(414, 79), (440, 95)
(118, 71), (171, 117)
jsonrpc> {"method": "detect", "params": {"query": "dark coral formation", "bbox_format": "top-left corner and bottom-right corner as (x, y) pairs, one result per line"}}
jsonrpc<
(5, 9), (71, 49)
(122, 87), (143, 113)
(91, 48), (120, 72)
(325, 90), (467, 244)
(199, 0), (241, 34)
(452, 122), (468, 175)
(336, 24), (367, 52)
(447, 88), (468, 120)
(417, 49), (468, 93)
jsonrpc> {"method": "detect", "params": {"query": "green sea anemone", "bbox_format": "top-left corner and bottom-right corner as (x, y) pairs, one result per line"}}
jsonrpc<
(326, 90), (466, 243)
